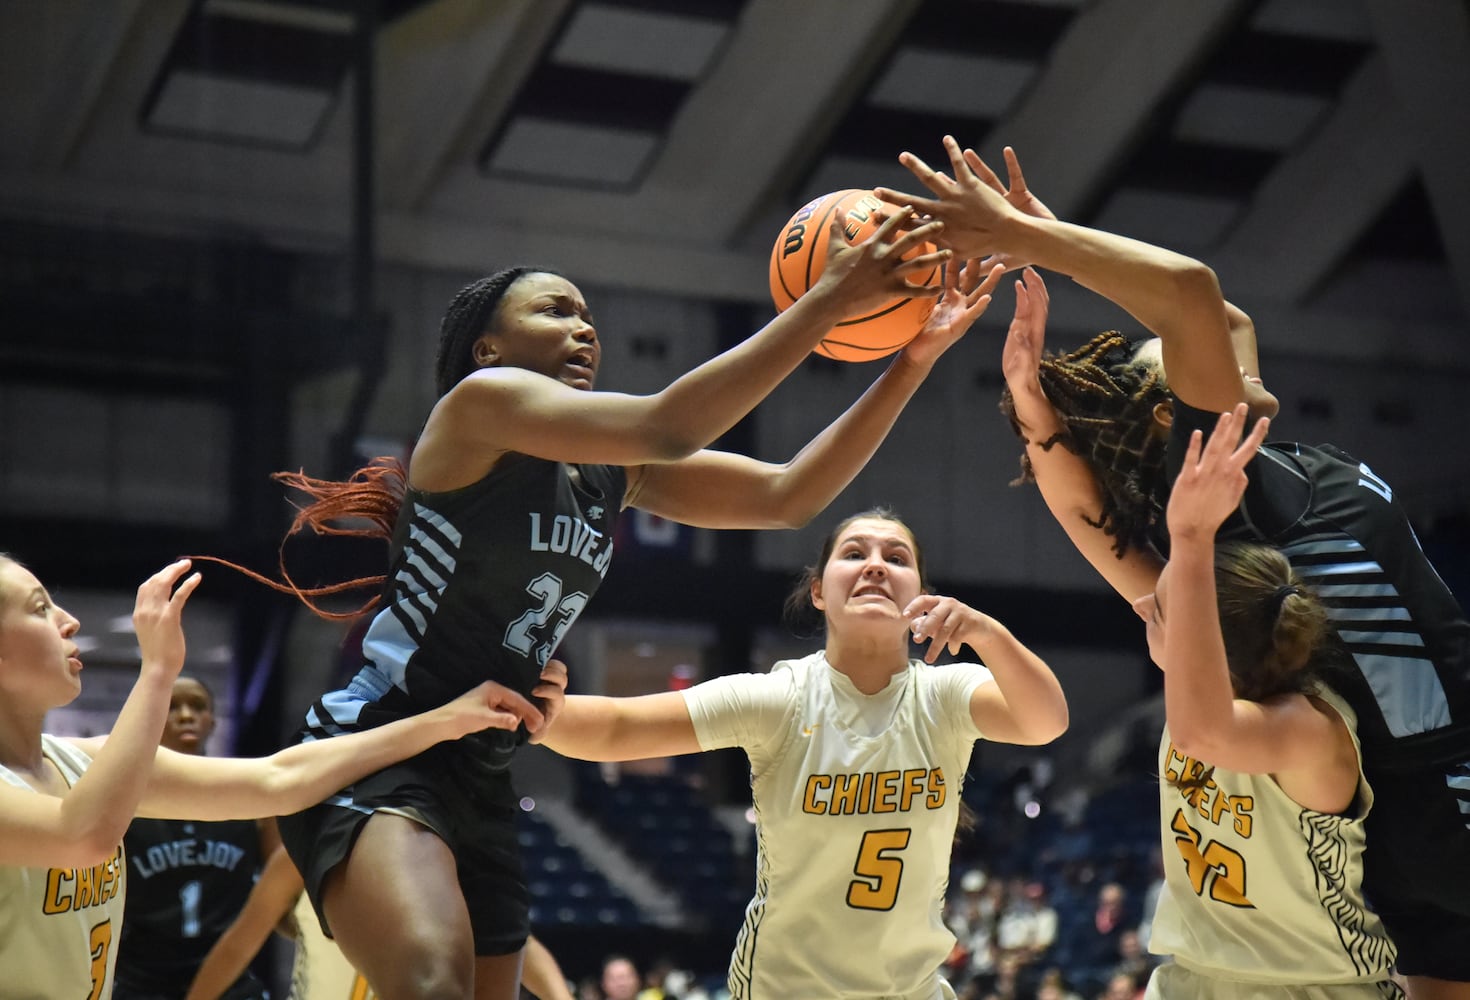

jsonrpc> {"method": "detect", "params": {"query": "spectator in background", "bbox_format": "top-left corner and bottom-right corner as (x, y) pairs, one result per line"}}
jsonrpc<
(1133, 847), (1164, 950)
(601, 955), (641, 1000)
(1110, 928), (1156, 987)
(995, 879), (1057, 968)
(1095, 971), (1139, 1000)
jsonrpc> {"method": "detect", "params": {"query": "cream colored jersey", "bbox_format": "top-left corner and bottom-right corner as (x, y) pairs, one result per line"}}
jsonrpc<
(0, 735), (127, 1000)
(289, 892), (377, 1000)
(1148, 686), (1397, 987)
(683, 651), (992, 1000)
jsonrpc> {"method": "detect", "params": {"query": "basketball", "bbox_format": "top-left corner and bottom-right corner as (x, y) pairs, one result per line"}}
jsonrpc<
(768, 188), (939, 362)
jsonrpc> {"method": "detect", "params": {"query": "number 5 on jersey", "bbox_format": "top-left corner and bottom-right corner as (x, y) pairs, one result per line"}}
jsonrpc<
(848, 829), (911, 910)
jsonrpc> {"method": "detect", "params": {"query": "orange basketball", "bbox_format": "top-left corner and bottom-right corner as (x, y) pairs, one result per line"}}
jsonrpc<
(768, 188), (939, 362)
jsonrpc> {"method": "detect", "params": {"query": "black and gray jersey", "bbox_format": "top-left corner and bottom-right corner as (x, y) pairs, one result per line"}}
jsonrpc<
(299, 455), (625, 780)
(1170, 401), (1470, 772)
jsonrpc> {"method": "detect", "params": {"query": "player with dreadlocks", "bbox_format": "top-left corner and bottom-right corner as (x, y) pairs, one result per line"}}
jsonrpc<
(882, 136), (1470, 997)
(997, 329), (1171, 559)
(215, 210), (1008, 1000)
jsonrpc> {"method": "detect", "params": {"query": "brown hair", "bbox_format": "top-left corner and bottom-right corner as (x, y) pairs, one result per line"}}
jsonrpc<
(1167, 542), (1342, 794)
(782, 507), (928, 631)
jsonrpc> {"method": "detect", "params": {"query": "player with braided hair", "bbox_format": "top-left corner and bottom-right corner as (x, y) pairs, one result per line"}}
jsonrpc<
(996, 280), (1398, 995)
(884, 139), (1470, 995)
(998, 329), (1170, 558)
(224, 211), (1009, 1000)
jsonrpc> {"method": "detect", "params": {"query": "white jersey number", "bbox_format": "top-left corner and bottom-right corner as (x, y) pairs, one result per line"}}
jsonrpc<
(504, 572), (589, 667)
(847, 829), (911, 911)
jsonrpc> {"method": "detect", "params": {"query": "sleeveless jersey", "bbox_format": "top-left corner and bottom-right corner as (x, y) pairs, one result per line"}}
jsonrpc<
(1148, 687), (1397, 984)
(115, 816), (264, 997)
(684, 652), (992, 1000)
(1170, 402), (1470, 772)
(299, 457), (625, 780)
(289, 891), (376, 999)
(0, 735), (127, 1000)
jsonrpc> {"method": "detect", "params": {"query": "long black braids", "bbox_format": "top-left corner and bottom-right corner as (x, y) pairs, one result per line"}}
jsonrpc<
(434, 265), (562, 398)
(999, 331), (1171, 558)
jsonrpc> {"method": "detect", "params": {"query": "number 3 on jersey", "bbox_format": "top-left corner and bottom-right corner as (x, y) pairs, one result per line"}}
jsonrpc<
(847, 829), (911, 911)
(504, 572), (588, 667)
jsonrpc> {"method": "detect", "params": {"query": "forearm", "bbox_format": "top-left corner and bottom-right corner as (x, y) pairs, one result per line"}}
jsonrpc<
(540, 694), (699, 762)
(649, 288), (849, 453)
(1005, 216), (1224, 344)
(141, 708), (463, 820)
(521, 936), (575, 1000)
(1016, 391), (1162, 601)
(57, 665), (177, 861)
(968, 623), (1068, 744)
(183, 849), (299, 1000)
(183, 929), (266, 1000)
(767, 352), (931, 525)
(1162, 539), (1237, 755)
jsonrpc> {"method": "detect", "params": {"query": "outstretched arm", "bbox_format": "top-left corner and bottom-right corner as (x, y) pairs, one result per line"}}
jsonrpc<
(1, 561), (200, 869)
(78, 680), (543, 822)
(415, 212), (952, 491)
(1162, 407), (1356, 811)
(628, 261), (1005, 529)
(538, 692), (701, 762)
(1001, 270), (1164, 602)
(878, 137), (1246, 414)
(906, 594), (1068, 746)
(184, 846), (303, 1000)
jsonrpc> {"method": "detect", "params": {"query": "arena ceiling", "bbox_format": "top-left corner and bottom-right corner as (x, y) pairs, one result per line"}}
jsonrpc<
(2, 0), (1467, 372)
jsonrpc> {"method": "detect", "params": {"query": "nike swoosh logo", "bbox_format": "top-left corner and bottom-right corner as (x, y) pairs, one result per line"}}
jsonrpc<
(802, 723), (821, 737)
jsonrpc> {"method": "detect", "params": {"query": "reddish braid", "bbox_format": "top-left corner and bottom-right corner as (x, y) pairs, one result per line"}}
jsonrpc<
(201, 266), (562, 621)
(193, 458), (407, 620)
(999, 331), (1171, 557)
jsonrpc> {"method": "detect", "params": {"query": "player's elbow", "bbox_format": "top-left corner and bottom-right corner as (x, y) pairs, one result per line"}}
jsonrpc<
(1168, 724), (1227, 764)
(1026, 702), (1070, 745)
(55, 823), (127, 870)
(1168, 261), (1224, 315)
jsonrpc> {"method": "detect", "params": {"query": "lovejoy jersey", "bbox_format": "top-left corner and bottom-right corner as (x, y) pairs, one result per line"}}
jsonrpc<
(299, 456), (625, 778)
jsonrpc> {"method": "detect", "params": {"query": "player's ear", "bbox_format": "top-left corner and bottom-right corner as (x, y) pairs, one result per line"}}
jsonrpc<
(810, 578), (825, 612)
(1151, 399), (1174, 431)
(472, 335), (499, 367)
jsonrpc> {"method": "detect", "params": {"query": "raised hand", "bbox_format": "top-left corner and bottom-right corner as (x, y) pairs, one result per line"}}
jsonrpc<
(966, 147), (1055, 271)
(1000, 267), (1050, 397)
(1166, 403), (1270, 542)
(874, 135), (1024, 261)
(133, 559), (203, 678)
(905, 594), (994, 665)
(900, 260), (1006, 367)
(967, 146), (1055, 223)
(439, 680), (546, 740)
(527, 659), (568, 745)
(810, 205), (951, 316)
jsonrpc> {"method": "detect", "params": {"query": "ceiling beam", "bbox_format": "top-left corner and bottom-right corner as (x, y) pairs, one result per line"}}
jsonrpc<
(981, 0), (1249, 219)
(642, 0), (922, 244)
(1362, 0), (1470, 318)
(1210, 57), (1411, 303)
(377, 0), (572, 211)
(22, 0), (174, 170)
